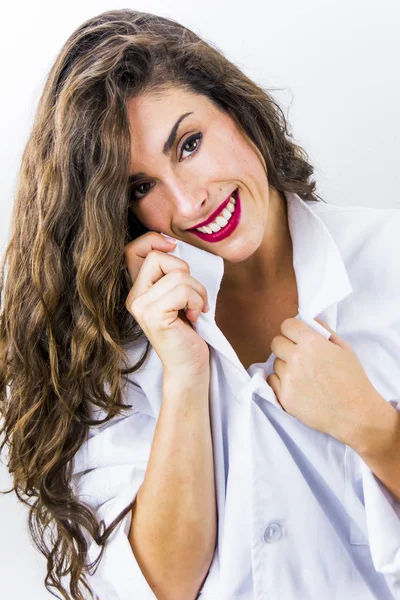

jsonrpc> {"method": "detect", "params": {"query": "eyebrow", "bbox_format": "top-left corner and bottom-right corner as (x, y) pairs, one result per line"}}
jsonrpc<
(128, 112), (194, 184)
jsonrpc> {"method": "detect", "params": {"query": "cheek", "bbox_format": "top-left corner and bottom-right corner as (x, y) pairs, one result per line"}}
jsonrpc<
(133, 200), (169, 230)
(201, 146), (241, 179)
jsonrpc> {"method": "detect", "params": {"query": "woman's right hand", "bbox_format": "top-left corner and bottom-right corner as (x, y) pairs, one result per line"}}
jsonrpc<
(124, 232), (210, 376)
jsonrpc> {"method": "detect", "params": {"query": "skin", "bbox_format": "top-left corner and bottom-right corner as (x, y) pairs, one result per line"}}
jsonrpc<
(126, 86), (296, 296)
(126, 85), (400, 503)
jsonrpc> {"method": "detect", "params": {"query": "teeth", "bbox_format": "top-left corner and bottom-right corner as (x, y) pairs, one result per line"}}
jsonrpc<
(196, 195), (236, 233)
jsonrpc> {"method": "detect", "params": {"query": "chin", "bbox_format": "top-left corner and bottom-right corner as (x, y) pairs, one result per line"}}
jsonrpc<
(220, 239), (262, 263)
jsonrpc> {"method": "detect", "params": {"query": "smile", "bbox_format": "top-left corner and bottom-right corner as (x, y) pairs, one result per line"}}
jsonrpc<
(188, 188), (241, 243)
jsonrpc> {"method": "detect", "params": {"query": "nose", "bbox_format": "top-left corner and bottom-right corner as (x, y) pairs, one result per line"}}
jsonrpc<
(167, 180), (208, 226)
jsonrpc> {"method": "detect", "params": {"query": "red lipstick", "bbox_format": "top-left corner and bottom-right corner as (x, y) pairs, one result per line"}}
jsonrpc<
(188, 188), (241, 243)
(187, 189), (238, 231)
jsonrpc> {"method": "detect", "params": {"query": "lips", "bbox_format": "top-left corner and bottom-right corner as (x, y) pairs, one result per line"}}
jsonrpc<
(187, 188), (238, 231)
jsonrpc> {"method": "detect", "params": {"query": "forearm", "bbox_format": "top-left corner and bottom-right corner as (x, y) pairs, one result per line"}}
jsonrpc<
(350, 395), (400, 503)
(128, 370), (217, 600)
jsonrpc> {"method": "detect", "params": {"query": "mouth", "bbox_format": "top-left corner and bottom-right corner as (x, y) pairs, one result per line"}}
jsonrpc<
(187, 188), (241, 243)
(187, 188), (239, 231)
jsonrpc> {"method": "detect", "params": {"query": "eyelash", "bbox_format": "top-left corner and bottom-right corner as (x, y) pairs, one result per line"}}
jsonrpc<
(130, 132), (203, 201)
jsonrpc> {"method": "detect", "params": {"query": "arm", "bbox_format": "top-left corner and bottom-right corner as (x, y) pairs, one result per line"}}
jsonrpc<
(350, 395), (400, 502)
(128, 370), (217, 600)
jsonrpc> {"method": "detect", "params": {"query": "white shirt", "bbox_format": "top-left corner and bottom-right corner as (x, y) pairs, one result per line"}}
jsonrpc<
(71, 191), (400, 600)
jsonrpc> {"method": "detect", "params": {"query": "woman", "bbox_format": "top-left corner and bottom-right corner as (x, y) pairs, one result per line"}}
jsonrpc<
(1, 7), (399, 600)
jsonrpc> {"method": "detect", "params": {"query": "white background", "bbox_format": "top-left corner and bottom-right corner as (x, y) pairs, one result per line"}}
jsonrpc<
(0, 0), (399, 598)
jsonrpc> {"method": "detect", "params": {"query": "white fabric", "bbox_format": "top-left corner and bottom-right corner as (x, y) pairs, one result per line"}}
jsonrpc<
(71, 191), (400, 599)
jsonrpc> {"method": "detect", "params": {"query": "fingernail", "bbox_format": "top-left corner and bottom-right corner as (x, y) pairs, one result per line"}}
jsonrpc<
(163, 234), (177, 244)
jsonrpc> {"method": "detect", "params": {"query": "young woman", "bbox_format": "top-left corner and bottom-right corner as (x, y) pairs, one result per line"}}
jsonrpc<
(1, 8), (399, 600)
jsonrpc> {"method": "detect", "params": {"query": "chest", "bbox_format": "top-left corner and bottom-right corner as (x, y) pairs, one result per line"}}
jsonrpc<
(215, 290), (299, 371)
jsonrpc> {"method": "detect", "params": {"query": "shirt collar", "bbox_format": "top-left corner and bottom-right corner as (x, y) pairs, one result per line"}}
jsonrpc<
(124, 191), (353, 393)
(163, 190), (353, 320)
(286, 191), (353, 317)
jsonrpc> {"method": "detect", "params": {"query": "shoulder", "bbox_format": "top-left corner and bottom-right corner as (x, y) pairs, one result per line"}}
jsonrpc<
(309, 200), (400, 249)
(310, 200), (400, 293)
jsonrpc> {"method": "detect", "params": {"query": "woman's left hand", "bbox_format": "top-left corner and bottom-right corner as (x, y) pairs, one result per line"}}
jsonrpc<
(266, 317), (386, 449)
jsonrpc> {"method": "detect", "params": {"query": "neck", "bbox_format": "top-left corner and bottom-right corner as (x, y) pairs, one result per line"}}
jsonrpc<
(220, 188), (295, 297)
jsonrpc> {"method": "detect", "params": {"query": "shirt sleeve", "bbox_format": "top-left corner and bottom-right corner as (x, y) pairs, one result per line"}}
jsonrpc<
(70, 382), (158, 600)
(361, 398), (400, 579)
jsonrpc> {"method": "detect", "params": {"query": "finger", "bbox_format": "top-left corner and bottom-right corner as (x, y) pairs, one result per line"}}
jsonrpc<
(270, 335), (293, 362)
(281, 317), (326, 345)
(141, 282), (206, 327)
(131, 269), (209, 317)
(131, 251), (191, 297)
(313, 318), (348, 348)
(272, 357), (286, 379)
(164, 283), (206, 323)
(124, 232), (178, 282)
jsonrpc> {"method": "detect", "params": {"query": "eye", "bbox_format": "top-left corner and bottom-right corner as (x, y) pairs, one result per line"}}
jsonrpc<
(180, 132), (202, 159)
(129, 132), (203, 202)
(129, 181), (154, 202)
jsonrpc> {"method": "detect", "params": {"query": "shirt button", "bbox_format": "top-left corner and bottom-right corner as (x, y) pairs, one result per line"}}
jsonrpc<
(263, 522), (283, 543)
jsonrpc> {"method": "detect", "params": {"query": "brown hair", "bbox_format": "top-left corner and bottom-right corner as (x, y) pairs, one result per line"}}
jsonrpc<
(0, 8), (325, 599)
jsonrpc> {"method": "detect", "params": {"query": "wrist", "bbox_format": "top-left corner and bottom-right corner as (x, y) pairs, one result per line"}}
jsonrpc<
(163, 366), (210, 389)
(350, 393), (400, 460)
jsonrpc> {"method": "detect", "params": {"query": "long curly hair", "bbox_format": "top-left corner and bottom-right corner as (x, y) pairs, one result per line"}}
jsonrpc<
(0, 7), (325, 600)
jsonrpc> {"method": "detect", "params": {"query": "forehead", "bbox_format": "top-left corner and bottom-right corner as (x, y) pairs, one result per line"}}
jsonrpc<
(126, 88), (227, 175)
(126, 87), (213, 128)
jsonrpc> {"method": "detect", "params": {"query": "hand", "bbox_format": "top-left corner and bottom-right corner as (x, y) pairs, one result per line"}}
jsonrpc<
(124, 232), (210, 375)
(266, 317), (386, 448)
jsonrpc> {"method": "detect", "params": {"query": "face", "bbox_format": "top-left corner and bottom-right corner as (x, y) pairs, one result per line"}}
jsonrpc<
(126, 86), (273, 264)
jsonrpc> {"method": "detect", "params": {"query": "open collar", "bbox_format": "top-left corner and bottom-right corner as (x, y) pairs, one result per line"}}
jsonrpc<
(123, 191), (354, 415)
(160, 191), (353, 359)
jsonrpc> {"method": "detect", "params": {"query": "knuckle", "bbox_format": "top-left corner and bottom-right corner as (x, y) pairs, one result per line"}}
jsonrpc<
(174, 259), (190, 272)
(180, 282), (192, 295)
(128, 295), (142, 316)
(177, 282), (193, 299)
(176, 261), (190, 274)
(170, 268), (187, 282)
(144, 249), (164, 266)
(290, 350), (303, 366)
(147, 249), (159, 260)
(124, 239), (136, 253)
